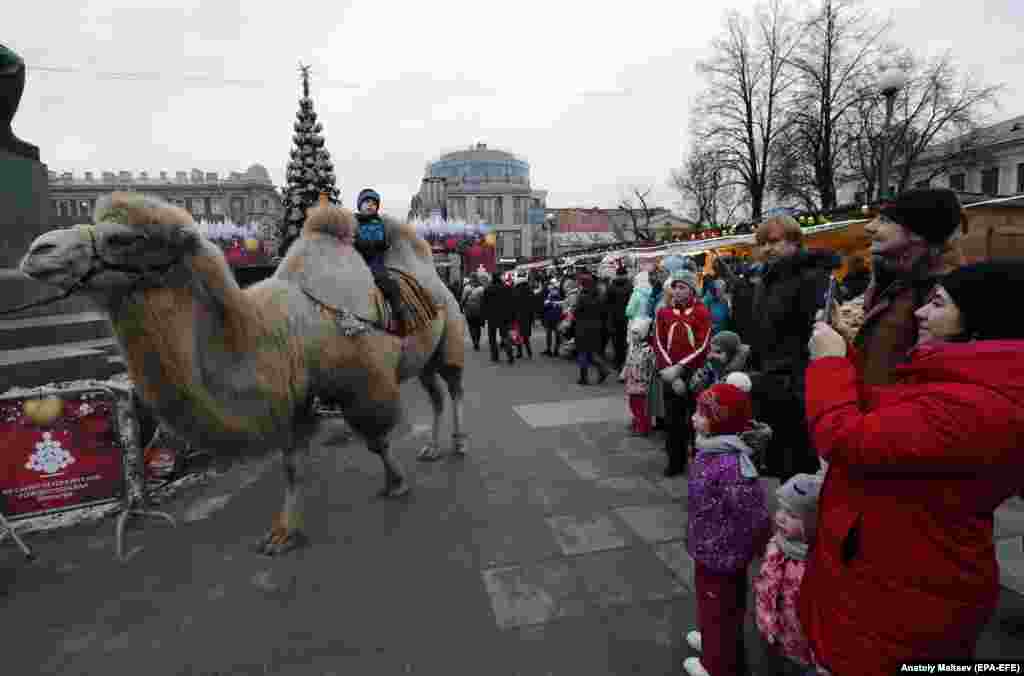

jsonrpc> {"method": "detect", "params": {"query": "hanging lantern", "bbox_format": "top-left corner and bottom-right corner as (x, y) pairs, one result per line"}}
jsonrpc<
(484, 232), (497, 247)
(445, 237), (458, 251)
(245, 237), (260, 252)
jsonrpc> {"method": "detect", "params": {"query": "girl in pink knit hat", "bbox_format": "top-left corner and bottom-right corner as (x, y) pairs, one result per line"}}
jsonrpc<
(753, 472), (823, 674)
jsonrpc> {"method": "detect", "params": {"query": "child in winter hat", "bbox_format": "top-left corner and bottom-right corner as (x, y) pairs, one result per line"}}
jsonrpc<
(753, 472), (824, 671)
(688, 330), (751, 399)
(625, 271), (653, 320)
(622, 317), (656, 435)
(683, 372), (773, 676)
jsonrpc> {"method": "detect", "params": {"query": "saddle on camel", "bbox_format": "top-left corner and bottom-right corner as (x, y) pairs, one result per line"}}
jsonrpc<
(17, 191), (468, 556)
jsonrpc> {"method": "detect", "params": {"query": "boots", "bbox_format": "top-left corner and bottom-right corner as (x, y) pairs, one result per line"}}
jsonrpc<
(374, 271), (411, 333)
(577, 367), (589, 385)
(596, 363), (609, 384)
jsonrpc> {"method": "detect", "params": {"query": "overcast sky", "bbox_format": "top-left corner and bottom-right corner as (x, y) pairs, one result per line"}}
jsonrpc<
(9, 0), (1024, 216)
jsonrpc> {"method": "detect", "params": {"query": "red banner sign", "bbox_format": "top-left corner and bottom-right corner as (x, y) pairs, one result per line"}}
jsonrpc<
(0, 389), (125, 520)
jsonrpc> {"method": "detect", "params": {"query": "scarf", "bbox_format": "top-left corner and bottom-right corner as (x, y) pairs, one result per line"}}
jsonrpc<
(773, 532), (809, 561)
(694, 434), (760, 479)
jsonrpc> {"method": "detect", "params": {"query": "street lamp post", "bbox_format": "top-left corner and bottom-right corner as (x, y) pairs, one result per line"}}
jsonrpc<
(546, 213), (557, 258)
(877, 67), (908, 202)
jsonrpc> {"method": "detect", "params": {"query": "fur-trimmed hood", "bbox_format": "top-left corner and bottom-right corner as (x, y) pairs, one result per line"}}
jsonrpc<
(762, 249), (841, 285)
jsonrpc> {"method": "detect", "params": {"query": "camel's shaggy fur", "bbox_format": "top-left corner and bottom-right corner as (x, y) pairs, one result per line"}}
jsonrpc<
(19, 192), (469, 556)
(301, 203), (358, 245)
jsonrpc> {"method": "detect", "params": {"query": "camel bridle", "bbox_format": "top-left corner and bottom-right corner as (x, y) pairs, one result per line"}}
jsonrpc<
(0, 224), (185, 316)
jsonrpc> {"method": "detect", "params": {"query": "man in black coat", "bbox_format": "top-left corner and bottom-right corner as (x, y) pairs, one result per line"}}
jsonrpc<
(513, 280), (537, 359)
(573, 273), (611, 385)
(717, 216), (839, 481)
(483, 272), (516, 364)
(604, 267), (633, 369)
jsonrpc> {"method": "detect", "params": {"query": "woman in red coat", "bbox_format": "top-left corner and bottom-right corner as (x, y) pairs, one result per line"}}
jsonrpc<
(799, 261), (1024, 675)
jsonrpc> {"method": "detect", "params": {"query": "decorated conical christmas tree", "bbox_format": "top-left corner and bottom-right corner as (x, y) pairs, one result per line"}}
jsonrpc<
(276, 63), (340, 257)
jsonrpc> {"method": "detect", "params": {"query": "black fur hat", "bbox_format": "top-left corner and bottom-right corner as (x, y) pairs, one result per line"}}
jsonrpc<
(880, 188), (962, 245)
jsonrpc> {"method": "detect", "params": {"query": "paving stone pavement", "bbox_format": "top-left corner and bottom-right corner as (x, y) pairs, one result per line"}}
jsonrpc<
(1, 329), (1023, 674)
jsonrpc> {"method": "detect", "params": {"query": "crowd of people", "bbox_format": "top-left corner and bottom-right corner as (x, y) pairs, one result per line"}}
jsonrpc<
(457, 187), (1024, 675)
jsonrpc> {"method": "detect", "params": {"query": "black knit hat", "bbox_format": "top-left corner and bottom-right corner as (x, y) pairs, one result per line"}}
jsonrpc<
(357, 188), (381, 209)
(880, 188), (962, 245)
(940, 261), (1024, 340)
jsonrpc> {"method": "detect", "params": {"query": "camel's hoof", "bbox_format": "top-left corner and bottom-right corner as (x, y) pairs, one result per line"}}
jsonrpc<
(377, 480), (410, 498)
(417, 442), (442, 462)
(452, 434), (469, 456)
(256, 528), (309, 557)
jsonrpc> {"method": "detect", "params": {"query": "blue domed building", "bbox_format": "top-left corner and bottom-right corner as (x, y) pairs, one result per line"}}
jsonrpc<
(409, 143), (548, 261)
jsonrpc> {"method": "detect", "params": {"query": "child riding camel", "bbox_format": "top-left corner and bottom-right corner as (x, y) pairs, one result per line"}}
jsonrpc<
(353, 188), (412, 331)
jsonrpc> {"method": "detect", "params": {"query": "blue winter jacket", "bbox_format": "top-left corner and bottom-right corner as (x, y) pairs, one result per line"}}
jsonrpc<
(543, 288), (563, 325)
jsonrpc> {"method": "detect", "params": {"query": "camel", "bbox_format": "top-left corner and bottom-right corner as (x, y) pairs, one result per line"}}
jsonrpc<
(18, 192), (467, 555)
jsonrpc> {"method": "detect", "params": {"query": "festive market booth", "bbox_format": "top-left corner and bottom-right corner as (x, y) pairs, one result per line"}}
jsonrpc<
(958, 193), (1024, 263)
(409, 214), (500, 278)
(513, 259), (556, 280)
(198, 220), (278, 287)
(597, 218), (876, 283)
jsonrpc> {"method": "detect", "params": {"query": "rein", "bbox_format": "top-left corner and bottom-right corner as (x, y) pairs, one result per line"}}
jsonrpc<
(0, 225), (183, 316)
(300, 288), (377, 336)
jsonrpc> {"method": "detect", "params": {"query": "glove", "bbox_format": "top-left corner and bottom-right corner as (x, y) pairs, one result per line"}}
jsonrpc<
(671, 377), (687, 395)
(660, 364), (682, 383)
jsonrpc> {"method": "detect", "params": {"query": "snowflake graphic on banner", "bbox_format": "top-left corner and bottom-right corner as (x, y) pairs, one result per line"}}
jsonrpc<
(25, 432), (76, 475)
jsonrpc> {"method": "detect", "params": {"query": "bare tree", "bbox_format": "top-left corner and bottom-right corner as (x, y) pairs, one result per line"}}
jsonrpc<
(694, 0), (801, 221)
(783, 0), (890, 210)
(845, 81), (886, 201)
(845, 49), (1002, 198)
(617, 185), (657, 241)
(888, 52), (1003, 192)
(670, 143), (743, 226)
(768, 125), (821, 212)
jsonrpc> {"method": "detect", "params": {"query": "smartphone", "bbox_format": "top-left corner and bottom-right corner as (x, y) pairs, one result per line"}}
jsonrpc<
(820, 274), (839, 326)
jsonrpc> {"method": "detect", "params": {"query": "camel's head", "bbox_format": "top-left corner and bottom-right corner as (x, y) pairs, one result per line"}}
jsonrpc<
(20, 192), (202, 296)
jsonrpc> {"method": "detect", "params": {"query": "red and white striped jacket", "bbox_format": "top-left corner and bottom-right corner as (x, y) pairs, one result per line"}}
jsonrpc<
(653, 301), (712, 373)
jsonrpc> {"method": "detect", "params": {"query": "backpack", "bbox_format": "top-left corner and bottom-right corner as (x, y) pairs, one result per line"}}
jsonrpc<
(464, 287), (484, 318)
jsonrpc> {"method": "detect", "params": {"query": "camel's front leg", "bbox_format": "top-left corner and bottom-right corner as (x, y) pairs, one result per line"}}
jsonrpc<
(417, 371), (445, 461)
(259, 446), (311, 556)
(442, 365), (468, 456)
(368, 437), (409, 497)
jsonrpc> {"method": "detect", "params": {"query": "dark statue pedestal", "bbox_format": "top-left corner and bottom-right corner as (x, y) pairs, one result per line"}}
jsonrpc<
(0, 44), (95, 317)
(0, 148), (50, 268)
(0, 150), (93, 317)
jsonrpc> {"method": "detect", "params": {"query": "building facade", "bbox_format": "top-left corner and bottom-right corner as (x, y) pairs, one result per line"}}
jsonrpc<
(47, 164), (283, 227)
(837, 113), (1024, 205)
(408, 143), (547, 260)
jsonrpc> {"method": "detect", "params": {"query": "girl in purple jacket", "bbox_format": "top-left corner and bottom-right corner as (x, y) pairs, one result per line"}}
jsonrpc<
(683, 372), (772, 676)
